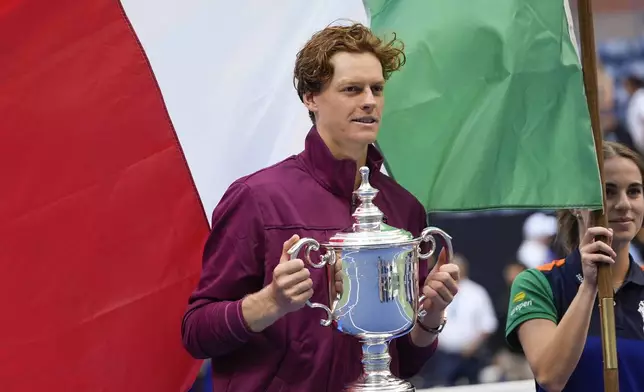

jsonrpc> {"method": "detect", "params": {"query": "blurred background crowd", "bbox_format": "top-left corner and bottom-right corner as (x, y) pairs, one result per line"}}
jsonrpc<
(189, 1), (644, 391)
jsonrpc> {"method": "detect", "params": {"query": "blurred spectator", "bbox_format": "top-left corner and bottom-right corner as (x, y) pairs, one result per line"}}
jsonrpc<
(516, 212), (557, 269)
(599, 62), (635, 149)
(481, 262), (533, 383)
(418, 254), (498, 387)
(624, 66), (644, 154)
(188, 360), (212, 392)
(490, 262), (527, 351)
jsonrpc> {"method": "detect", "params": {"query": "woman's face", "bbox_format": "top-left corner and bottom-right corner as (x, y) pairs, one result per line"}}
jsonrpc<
(578, 156), (644, 249)
(603, 156), (644, 247)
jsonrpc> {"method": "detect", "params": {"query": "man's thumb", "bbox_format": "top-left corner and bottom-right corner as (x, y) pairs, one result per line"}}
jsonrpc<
(435, 248), (448, 267)
(426, 248), (446, 277)
(281, 234), (301, 262)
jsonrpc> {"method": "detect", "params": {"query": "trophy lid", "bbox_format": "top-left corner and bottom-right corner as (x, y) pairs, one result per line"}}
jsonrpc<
(327, 166), (414, 247)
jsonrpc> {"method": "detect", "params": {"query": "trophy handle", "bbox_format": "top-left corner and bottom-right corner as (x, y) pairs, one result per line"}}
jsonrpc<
(417, 294), (428, 320)
(417, 227), (454, 320)
(418, 226), (454, 262)
(287, 238), (336, 327)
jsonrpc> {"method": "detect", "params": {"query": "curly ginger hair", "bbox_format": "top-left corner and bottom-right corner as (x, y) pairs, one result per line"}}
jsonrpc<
(293, 22), (406, 123)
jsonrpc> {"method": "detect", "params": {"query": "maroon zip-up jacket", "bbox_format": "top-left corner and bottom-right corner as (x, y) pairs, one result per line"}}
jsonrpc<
(181, 127), (437, 391)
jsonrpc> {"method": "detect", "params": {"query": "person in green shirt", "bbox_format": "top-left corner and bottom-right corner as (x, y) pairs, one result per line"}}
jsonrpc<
(505, 141), (644, 392)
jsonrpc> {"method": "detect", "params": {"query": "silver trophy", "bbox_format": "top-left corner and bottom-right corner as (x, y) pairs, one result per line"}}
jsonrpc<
(288, 166), (453, 392)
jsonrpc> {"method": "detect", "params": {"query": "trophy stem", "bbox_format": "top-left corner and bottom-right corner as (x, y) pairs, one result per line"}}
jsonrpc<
(345, 339), (415, 391)
(362, 339), (393, 375)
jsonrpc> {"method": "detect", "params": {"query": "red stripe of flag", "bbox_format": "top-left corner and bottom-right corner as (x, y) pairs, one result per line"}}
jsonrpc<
(0, 0), (207, 390)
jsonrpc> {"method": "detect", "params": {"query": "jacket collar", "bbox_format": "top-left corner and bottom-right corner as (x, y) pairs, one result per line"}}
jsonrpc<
(299, 126), (384, 200)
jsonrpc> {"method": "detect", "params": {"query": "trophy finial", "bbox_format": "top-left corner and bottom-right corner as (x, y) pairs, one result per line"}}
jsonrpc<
(352, 166), (384, 232)
(359, 166), (370, 186)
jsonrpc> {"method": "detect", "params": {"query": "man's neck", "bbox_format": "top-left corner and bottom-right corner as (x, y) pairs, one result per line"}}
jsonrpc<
(316, 128), (369, 190)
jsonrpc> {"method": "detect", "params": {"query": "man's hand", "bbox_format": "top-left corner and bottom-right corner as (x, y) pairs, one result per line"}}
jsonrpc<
(419, 248), (460, 329)
(265, 235), (315, 315)
(242, 235), (315, 333)
(332, 257), (343, 299)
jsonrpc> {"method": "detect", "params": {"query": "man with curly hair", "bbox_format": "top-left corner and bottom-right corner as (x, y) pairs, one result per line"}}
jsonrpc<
(181, 22), (460, 391)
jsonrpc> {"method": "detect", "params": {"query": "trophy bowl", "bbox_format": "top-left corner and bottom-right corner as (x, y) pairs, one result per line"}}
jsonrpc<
(288, 166), (453, 392)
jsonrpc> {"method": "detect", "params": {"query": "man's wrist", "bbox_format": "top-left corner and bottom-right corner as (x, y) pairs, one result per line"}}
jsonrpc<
(409, 311), (445, 347)
(418, 310), (446, 331)
(241, 286), (285, 332)
(417, 319), (441, 334)
(260, 285), (286, 317)
(410, 322), (439, 347)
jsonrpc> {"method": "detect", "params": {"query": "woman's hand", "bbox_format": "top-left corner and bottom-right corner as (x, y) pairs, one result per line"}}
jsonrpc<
(579, 226), (615, 288)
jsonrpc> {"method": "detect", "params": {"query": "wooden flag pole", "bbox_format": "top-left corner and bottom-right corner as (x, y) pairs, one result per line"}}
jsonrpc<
(577, 1), (619, 391)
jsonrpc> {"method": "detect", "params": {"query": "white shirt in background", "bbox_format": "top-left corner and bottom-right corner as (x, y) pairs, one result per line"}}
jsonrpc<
(438, 278), (498, 354)
(627, 88), (644, 154)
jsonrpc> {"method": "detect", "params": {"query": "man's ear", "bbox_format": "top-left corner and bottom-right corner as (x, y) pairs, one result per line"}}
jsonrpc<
(302, 92), (317, 113)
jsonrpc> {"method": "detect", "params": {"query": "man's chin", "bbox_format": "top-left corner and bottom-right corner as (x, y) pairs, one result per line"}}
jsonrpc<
(357, 135), (378, 146)
(351, 126), (379, 143)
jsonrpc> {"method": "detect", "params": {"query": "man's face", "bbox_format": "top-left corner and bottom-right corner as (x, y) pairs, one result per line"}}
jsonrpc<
(304, 52), (385, 154)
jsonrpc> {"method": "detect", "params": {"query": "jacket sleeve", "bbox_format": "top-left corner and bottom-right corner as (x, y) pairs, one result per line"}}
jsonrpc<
(181, 181), (265, 359)
(394, 201), (438, 378)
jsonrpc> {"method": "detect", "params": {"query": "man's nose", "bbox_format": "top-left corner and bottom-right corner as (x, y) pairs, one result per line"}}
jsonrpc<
(361, 89), (376, 111)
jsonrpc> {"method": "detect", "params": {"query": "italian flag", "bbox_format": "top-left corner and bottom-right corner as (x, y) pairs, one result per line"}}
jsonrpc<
(0, 0), (601, 391)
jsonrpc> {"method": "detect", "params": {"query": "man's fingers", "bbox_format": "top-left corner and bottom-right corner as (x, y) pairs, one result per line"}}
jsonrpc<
(425, 261), (459, 286)
(441, 264), (460, 282)
(274, 260), (309, 282)
(430, 271), (459, 296)
(335, 280), (343, 296)
(286, 278), (314, 297)
(429, 279), (455, 303)
(420, 296), (433, 311)
(280, 234), (301, 262)
(333, 259), (343, 295)
(334, 259), (343, 279)
(292, 288), (314, 304)
(422, 285), (447, 309)
(334, 258), (343, 272)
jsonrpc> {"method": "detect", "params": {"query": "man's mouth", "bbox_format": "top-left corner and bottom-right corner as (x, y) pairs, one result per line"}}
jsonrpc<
(352, 116), (378, 124)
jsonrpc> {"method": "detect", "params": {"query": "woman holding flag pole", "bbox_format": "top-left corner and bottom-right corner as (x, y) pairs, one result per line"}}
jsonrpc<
(506, 142), (644, 392)
(505, 2), (644, 391)
(505, 141), (644, 392)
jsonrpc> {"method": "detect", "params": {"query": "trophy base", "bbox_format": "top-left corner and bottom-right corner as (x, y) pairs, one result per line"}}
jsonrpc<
(344, 374), (415, 392)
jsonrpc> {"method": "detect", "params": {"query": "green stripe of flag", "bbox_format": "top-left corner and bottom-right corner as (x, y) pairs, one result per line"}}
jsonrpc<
(367, 0), (603, 212)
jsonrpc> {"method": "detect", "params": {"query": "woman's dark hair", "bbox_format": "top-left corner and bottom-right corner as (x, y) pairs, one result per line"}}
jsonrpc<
(557, 141), (644, 252)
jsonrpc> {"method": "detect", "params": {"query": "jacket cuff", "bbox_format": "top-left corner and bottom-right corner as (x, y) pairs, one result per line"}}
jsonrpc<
(222, 300), (253, 342)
